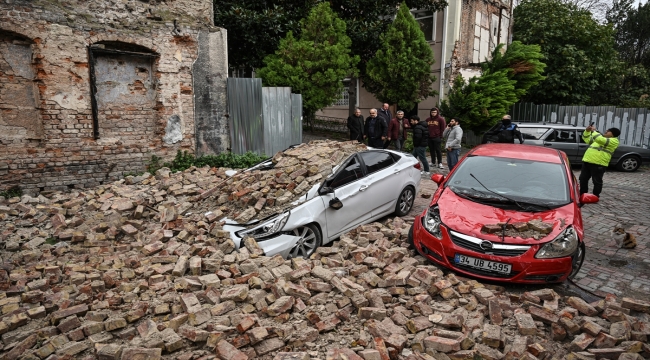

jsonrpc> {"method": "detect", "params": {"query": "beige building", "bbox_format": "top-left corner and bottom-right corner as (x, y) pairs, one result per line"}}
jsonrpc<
(317, 0), (513, 120)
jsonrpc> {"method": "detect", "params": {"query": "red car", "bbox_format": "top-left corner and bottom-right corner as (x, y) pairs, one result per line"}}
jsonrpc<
(409, 144), (599, 284)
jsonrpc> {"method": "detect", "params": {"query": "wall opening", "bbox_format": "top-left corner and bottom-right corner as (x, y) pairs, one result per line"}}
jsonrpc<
(0, 30), (42, 142)
(88, 41), (159, 140)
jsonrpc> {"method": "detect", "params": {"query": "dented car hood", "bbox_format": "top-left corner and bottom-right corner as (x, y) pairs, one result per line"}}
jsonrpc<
(437, 188), (575, 245)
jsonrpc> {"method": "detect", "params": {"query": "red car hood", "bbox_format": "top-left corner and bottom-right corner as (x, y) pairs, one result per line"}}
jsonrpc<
(438, 188), (575, 245)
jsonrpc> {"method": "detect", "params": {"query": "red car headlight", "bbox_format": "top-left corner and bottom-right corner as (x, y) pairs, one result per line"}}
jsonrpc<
(535, 226), (578, 259)
(423, 206), (442, 239)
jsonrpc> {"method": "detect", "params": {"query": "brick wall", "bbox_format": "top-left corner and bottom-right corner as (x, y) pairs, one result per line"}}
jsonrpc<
(0, 0), (228, 195)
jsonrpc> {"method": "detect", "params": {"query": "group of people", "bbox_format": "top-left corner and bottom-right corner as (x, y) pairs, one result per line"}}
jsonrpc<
(347, 105), (463, 174)
(347, 106), (620, 198)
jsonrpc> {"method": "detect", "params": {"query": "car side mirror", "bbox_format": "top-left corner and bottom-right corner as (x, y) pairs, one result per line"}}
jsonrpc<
(329, 198), (343, 210)
(579, 193), (599, 206)
(431, 174), (445, 185)
(320, 186), (334, 195)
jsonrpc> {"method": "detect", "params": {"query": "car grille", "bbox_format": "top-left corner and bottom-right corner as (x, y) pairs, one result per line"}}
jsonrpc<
(449, 231), (530, 257)
(447, 256), (520, 278)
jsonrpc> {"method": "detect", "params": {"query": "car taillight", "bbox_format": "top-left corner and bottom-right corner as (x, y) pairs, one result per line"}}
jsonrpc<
(414, 163), (421, 170)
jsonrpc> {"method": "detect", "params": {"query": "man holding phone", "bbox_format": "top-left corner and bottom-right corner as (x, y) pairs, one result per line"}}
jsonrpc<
(579, 123), (620, 198)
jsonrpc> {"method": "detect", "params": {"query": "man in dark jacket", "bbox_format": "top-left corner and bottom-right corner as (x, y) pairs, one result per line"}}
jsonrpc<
(483, 115), (524, 144)
(384, 110), (409, 150)
(347, 108), (364, 142)
(378, 103), (392, 124)
(410, 115), (430, 174)
(364, 108), (387, 148)
(426, 108), (446, 169)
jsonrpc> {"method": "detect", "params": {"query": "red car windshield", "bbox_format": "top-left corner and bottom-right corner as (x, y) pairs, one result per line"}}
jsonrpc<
(447, 156), (570, 208)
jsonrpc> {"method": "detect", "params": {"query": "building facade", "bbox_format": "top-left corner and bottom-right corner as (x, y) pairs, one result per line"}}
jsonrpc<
(318, 0), (513, 120)
(0, 0), (229, 194)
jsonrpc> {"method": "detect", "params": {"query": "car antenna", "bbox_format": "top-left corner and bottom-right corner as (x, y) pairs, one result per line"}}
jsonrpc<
(501, 218), (511, 243)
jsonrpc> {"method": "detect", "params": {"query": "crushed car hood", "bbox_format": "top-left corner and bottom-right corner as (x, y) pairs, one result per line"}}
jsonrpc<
(438, 188), (575, 245)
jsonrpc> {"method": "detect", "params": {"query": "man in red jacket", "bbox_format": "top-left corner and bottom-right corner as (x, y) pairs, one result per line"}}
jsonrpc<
(384, 110), (409, 150)
(426, 107), (446, 169)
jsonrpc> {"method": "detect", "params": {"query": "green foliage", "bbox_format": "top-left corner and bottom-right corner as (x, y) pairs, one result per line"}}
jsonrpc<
(481, 42), (546, 98)
(440, 72), (519, 134)
(214, 0), (448, 79)
(402, 137), (414, 153)
(146, 151), (268, 174)
(365, 2), (437, 111)
(513, 0), (619, 105)
(258, 3), (359, 119)
(607, 0), (650, 68)
(0, 185), (22, 199)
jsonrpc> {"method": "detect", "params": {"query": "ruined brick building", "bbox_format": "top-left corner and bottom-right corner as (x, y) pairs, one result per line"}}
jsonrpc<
(0, 0), (229, 195)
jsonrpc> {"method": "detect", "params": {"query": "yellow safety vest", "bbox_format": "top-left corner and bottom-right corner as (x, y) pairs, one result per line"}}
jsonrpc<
(581, 130), (619, 167)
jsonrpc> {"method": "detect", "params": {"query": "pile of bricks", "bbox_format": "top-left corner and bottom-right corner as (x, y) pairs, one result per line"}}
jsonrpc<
(1, 142), (650, 360)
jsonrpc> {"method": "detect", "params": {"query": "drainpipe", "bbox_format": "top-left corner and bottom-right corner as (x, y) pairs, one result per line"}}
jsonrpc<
(439, 5), (449, 103)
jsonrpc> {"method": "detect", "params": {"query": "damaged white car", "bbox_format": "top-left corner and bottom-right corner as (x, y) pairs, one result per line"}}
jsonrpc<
(220, 149), (422, 259)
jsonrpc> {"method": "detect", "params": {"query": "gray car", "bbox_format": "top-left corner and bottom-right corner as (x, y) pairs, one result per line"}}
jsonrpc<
(482, 122), (650, 172)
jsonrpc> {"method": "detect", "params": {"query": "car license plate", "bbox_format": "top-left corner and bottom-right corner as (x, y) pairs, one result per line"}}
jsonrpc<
(454, 254), (511, 274)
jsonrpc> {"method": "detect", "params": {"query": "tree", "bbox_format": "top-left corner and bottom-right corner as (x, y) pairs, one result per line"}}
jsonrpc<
(440, 43), (545, 133)
(214, 1), (316, 74)
(514, 0), (619, 105)
(481, 42), (546, 99)
(257, 3), (359, 120)
(214, 0), (448, 109)
(364, 2), (436, 111)
(607, 0), (650, 68)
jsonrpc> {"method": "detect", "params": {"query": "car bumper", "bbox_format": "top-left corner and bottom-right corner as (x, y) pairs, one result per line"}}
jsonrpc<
(222, 223), (300, 259)
(411, 215), (574, 284)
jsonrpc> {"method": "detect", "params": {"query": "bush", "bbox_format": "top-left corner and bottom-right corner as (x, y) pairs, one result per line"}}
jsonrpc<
(402, 137), (414, 153)
(0, 185), (22, 199)
(147, 151), (268, 174)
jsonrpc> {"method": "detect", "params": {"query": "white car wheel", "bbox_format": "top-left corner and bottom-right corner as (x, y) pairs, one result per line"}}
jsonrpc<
(288, 224), (321, 259)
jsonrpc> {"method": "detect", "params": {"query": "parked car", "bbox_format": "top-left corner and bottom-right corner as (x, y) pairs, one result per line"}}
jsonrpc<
(481, 122), (650, 171)
(222, 148), (422, 259)
(408, 143), (599, 284)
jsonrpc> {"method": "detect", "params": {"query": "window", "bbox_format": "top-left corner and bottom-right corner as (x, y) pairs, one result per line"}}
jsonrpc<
(89, 42), (159, 139)
(360, 151), (395, 175)
(0, 30), (42, 141)
(412, 10), (435, 42)
(546, 130), (577, 143)
(473, 11), (503, 63)
(332, 79), (351, 106)
(329, 156), (363, 188)
(519, 127), (550, 140)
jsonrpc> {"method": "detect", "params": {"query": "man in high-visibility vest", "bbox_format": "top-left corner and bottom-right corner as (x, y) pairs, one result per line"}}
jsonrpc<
(579, 125), (620, 198)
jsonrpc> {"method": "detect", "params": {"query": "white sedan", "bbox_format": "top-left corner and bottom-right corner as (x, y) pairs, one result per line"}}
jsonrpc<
(221, 148), (422, 258)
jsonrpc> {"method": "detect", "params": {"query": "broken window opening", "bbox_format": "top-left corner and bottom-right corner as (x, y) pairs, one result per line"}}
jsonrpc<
(88, 42), (160, 140)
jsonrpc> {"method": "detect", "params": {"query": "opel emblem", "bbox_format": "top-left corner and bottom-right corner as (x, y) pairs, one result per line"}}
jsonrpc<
(479, 241), (494, 251)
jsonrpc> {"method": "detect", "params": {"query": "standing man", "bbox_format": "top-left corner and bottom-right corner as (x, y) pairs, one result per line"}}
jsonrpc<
(443, 118), (463, 170)
(385, 110), (409, 150)
(410, 115), (430, 175)
(378, 103), (392, 124)
(483, 115), (524, 144)
(347, 108), (365, 142)
(426, 108), (446, 169)
(364, 108), (388, 148)
(579, 125), (620, 198)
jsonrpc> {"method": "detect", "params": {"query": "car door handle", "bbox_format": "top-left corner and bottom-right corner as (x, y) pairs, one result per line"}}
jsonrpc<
(359, 185), (369, 192)
(544, 143), (553, 146)
(393, 169), (400, 175)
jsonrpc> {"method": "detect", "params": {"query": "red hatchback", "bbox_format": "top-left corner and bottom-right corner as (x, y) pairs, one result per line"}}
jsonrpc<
(409, 144), (599, 284)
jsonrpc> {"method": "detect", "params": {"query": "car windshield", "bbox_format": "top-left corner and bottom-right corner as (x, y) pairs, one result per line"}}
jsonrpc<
(447, 155), (570, 209)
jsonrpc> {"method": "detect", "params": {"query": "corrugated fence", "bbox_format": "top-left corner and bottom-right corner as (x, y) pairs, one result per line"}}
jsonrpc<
(227, 78), (302, 156)
(511, 103), (650, 148)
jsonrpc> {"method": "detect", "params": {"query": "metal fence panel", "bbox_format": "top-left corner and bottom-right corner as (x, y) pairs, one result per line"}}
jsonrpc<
(227, 78), (264, 155)
(511, 103), (650, 149)
(291, 94), (303, 146)
(262, 87), (292, 156)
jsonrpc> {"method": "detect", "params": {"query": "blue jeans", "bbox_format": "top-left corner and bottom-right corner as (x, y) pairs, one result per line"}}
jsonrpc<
(413, 146), (429, 172)
(447, 148), (460, 170)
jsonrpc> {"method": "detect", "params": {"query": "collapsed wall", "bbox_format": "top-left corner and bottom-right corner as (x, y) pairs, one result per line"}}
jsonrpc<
(0, 0), (229, 195)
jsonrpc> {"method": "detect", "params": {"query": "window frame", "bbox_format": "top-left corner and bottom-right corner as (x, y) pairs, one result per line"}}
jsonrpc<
(326, 154), (366, 189)
(411, 9), (436, 42)
(358, 150), (397, 176)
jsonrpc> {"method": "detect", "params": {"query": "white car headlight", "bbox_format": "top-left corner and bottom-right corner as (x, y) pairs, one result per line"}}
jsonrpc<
(237, 211), (290, 240)
(535, 226), (578, 259)
(423, 206), (442, 238)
